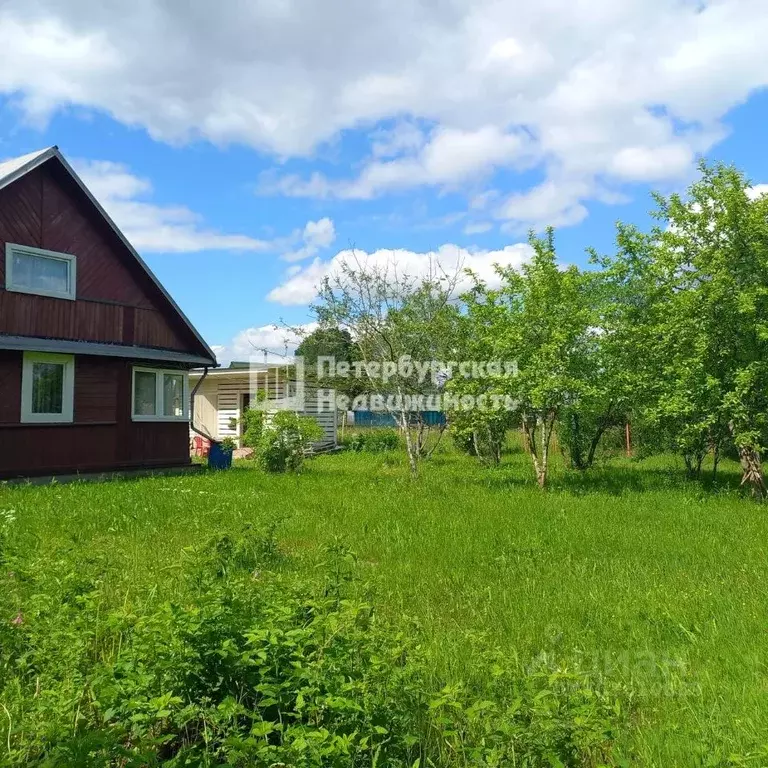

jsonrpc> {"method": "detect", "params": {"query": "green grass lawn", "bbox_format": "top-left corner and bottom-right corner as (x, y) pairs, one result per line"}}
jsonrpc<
(2, 446), (768, 765)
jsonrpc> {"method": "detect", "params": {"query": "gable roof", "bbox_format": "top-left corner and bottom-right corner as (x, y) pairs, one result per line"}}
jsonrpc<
(0, 146), (218, 367)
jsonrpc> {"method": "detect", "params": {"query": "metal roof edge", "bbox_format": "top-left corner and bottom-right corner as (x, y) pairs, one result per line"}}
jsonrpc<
(0, 335), (215, 366)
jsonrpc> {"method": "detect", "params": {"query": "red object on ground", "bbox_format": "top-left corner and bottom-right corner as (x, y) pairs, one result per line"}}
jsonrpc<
(192, 436), (211, 457)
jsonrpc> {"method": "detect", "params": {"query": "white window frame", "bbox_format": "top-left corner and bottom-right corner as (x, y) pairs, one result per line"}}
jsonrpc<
(20, 352), (75, 424)
(5, 243), (77, 301)
(131, 367), (189, 422)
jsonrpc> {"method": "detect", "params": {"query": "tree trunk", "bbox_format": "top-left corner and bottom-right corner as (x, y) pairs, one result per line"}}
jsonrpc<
(683, 452), (704, 479)
(399, 410), (419, 479)
(569, 412), (585, 470)
(738, 445), (766, 500)
(522, 415), (543, 485)
(529, 413), (555, 490)
(538, 417), (549, 489)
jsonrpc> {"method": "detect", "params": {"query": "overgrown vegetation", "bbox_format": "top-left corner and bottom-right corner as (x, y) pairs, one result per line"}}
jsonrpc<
(255, 410), (323, 473)
(2, 446), (768, 765)
(1, 496), (626, 767)
(345, 428), (400, 453)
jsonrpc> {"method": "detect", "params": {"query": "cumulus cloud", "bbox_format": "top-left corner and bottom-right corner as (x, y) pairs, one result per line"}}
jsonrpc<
(267, 242), (533, 306)
(262, 125), (533, 200)
(213, 323), (317, 366)
(75, 160), (271, 253)
(282, 218), (336, 262)
(2, 0), (768, 229)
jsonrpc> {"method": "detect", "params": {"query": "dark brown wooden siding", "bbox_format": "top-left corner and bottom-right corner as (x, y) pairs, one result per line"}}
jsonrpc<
(0, 352), (191, 478)
(0, 350), (21, 424)
(0, 161), (205, 355)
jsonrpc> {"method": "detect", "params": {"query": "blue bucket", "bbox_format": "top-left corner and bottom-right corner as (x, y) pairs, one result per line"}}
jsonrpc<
(208, 442), (233, 470)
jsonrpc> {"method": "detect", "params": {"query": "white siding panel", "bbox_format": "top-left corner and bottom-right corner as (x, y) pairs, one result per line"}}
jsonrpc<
(189, 371), (337, 447)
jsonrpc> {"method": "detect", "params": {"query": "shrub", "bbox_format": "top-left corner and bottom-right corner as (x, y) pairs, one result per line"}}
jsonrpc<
(257, 410), (323, 472)
(347, 428), (400, 453)
(449, 412), (511, 466)
(241, 393), (268, 451)
(0, 528), (628, 767)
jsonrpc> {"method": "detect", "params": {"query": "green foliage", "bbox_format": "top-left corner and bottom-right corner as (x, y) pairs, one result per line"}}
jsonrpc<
(0, 519), (626, 767)
(346, 428), (400, 453)
(257, 410), (324, 473)
(295, 326), (365, 399)
(448, 410), (512, 466)
(2, 450), (768, 763)
(0, 508), (14, 564)
(458, 229), (593, 487)
(596, 162), (768, 493)
(218, 436), (237, 452)
(241, 392), (268, 451)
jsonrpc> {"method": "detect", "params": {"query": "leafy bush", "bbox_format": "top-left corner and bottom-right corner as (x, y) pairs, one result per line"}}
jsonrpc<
(257, 410), (323, 472)
(347, 428), (400, 453)
(241, 393), (268, 451)
(449, 412), (511, 466)
(0, 526), (628, 767)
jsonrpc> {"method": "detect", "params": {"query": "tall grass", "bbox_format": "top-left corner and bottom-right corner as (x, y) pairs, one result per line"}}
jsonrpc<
(1, 446), (767, 764)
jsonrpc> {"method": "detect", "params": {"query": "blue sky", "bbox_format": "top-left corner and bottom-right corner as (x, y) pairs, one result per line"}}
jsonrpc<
(0, 0), (767, 362)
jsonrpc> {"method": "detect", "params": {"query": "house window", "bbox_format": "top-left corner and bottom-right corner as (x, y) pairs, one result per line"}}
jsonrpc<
(132, 367), (189, 421)
(20, 352), (75, 423)
(5, 244), (77, 301)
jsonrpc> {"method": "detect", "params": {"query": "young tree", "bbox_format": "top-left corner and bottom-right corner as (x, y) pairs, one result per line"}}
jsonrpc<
(602, 163), (768, 494)
(566, 225), (666, 470)
(311, 254), (461, 478)
(462, 229), (593, 488)
(654, 163), (768, 495)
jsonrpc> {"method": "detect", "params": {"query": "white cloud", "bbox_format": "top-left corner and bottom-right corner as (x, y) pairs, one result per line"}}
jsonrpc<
(463, 222), (493, 235)
(2, 1), (768, 229)
(497, 178), (591, 232)
(76, 160), (271, 253)
(608, 143), (695, 183)
(268, 242), (533, 306)
(747, 184), (768, 200)
(371, 121), (425, 159)
(213, 323), (317, 366)
(282, 217), (337, 262)
(261, 125), (532, 200)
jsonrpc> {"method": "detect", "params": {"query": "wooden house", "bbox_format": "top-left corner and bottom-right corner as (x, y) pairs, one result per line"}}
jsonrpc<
(190, 363), (337, 450)
(0, 147), (218, 479)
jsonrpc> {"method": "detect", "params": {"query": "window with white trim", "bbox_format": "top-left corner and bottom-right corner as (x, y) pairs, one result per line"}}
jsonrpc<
(21, 352), (75, 423)
(132, 367), (189, 421)
(5, 244), (77, 301)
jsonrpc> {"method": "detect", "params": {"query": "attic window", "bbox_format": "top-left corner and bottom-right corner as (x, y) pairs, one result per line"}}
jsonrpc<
(5, 244), (77, 301)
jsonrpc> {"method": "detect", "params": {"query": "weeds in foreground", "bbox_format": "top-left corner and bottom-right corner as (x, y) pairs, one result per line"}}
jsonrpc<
(0, 524), (627, 766)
